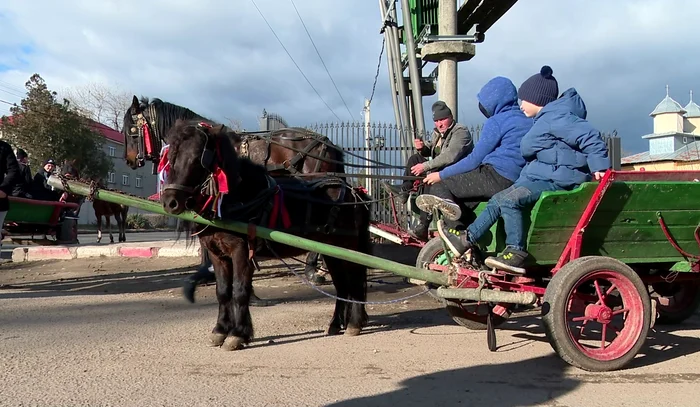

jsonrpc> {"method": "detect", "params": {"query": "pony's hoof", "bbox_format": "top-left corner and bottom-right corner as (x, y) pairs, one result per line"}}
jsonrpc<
(325, 325), (342, 336)
(345, 326), (362, 337)
(209, 333), (226, 347)
(222, 336), (245, 351)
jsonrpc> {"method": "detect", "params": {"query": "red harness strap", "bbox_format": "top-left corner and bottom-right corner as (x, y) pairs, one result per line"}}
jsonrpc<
(268, 186), (292, 229)
(142, 124), (153, 157)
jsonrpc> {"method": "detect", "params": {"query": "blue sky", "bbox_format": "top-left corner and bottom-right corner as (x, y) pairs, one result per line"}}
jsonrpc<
(0, 0), (696, 154)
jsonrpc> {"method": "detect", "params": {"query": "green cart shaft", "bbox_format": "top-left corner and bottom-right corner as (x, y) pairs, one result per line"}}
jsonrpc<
(48, 176), (449, 286)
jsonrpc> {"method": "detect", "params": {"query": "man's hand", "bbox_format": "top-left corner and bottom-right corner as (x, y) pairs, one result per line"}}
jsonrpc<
(594, 171), (606, 181)
(413, 138), (424, 150)
(411, 163), (426, 176)
(424, 172), (441, 185)
(0, 190), (7, 199)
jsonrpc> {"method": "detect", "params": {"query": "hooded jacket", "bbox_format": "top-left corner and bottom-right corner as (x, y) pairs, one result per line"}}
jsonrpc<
(518, 88), (610, 188)
(439, 76), (532, 182)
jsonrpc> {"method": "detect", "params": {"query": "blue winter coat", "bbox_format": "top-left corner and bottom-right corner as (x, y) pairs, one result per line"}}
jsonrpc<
(518, 88), (610, 189)
(439, 76), (532, 182)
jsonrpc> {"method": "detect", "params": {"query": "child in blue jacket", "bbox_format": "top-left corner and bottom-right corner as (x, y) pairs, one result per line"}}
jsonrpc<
(416, 76), (533, 229)
(437, 66), (611, 275)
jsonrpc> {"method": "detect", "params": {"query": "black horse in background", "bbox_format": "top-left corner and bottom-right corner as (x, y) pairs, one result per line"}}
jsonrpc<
(121, 96), (337, 303)
(161, 120), (370, 350)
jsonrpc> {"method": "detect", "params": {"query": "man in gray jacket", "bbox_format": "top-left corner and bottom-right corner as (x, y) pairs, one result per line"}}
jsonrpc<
(384, 100), (473, 240)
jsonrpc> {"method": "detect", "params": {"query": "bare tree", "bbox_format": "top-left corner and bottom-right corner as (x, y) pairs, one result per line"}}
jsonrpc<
(225, 116), (245, 132)
(60, 83), (133, 132)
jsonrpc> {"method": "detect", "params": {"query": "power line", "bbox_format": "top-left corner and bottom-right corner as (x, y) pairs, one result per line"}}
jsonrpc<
(0, 79), (25, 94)
(288, 0), (354, 121)
(0, 98), (17, 106)
(249, 0), (342, 122)
(0, 86), (24, 99)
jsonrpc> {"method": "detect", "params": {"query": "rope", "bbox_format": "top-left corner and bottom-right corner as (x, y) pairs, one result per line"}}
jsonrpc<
(266, 244), (430, 305)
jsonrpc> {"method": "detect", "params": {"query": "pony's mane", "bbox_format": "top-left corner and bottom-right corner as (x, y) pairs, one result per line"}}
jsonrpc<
(122, 96), (213, 139)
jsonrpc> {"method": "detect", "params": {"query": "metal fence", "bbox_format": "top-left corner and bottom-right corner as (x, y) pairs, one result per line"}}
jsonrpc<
(304, 122), (482, 225)
(305, 121), (623, 228)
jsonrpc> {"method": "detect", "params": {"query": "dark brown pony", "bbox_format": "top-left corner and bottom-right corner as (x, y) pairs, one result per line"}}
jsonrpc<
(60, 159), (129, 243)
(121, 96), (339, 283)
(161, 120), (370, 350)
(121, 96), (341, 175)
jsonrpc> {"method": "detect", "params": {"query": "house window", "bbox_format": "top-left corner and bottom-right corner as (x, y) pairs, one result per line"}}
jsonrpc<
(122, 174), (129, 186)
(135, 176), (142, 188)
(108, 146), (116, 157)
(108, 172), (115, 183)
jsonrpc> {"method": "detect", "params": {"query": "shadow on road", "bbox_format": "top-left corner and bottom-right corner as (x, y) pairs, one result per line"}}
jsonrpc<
(325, 354), (580, 407)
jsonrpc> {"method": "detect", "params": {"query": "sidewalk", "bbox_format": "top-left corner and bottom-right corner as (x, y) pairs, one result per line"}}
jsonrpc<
(11, 240), (200, 262)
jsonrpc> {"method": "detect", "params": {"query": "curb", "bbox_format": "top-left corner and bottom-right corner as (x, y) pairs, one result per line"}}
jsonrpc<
(11, 244), (201, 262)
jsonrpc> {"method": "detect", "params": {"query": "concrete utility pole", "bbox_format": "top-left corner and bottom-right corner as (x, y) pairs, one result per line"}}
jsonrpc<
(421, 0), (476, 122)
(438, 0), (457, 119)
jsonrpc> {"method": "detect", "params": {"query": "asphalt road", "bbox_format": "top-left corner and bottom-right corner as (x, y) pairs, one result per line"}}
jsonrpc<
(1, 256), (700, 406)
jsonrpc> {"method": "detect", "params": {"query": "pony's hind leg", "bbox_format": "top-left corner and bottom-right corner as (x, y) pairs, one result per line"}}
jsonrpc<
(342, 260), (368, 336)
(323, 256), (349, 336)
(106, 215), (114, 243)
(96, 215), (102, 243)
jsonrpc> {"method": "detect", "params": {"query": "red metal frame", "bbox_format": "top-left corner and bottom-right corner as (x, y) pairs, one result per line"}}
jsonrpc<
(552, 170), (616, 274)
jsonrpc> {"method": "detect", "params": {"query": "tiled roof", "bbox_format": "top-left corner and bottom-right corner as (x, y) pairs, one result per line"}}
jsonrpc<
(87, 120), (123, 144)
(1, 115), (123, 144)
(622, 140), (700, 164)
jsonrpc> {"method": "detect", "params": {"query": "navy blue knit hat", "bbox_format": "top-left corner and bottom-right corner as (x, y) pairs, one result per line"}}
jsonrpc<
(518, 66), (559, 107)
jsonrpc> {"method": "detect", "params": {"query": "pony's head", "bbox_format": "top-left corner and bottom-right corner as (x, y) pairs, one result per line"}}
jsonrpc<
(122, 95), (152, 169)
(122, 96), (206, 171)
(160, 119), (236, 215)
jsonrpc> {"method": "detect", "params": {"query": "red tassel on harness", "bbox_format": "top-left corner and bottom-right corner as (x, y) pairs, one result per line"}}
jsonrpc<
(157, 146), (169, 174)
(213, 166), (229, 194)
(143, 124), (153, 157)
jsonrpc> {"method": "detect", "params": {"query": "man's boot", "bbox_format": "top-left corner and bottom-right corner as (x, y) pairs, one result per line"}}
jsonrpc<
(409, 212), (431, 241)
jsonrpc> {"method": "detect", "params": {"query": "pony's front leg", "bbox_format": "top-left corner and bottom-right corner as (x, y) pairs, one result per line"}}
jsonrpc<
(207, 234), (254, 351)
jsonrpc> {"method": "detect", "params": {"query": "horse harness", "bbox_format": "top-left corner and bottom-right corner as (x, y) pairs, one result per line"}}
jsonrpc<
(164, 123), (358, 245)
(237, 132), (330, 175)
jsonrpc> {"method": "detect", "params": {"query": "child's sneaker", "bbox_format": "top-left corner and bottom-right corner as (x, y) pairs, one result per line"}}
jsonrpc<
(485, 248), (529, 275)
(415, 194), (462, 221)
(436, 220), (472, 256)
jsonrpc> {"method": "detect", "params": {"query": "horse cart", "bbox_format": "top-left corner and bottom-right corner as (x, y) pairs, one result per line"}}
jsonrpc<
(3, 196), (80, 244)
(47, 169), (700, 372)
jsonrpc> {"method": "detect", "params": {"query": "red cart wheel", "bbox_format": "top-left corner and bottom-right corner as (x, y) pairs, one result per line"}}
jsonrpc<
(650, 281), (700, 325)
(543, 256), (651, 372)
(417, 238), (510, 330)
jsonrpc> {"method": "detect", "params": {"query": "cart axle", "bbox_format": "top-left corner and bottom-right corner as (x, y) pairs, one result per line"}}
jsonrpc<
(436, 287), (538, 305)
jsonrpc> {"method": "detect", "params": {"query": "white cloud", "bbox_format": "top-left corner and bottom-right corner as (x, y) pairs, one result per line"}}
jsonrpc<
(0, 0), (698, 151)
